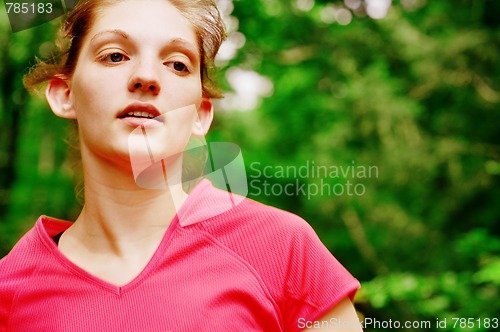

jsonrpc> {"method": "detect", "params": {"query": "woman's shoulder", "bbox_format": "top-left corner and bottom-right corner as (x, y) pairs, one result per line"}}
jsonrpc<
(184, 180), (332, 275)
(0, 216), (62, 282)
(226, 194), (315, 239)
(0, 223), (41, 307)
(186, 181), (359, 317)
(184, 179), (315, 241)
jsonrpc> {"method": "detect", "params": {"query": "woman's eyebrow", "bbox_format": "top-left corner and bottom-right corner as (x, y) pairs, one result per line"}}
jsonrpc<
(89, 31), (198, 61)
(165, 38), (200, 62)
(90, 29), (129, 47)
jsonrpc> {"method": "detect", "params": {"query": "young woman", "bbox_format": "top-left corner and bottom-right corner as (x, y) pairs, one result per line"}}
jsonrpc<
(0, 0), (361, 331)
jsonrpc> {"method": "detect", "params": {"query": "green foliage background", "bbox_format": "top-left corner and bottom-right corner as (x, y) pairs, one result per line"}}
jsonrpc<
(1, 0), (499, 330)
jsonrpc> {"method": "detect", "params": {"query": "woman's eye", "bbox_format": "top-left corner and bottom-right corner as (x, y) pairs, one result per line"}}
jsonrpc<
(108, 53), (125, 62)
(99, 52), (128, 64)
(169, 61), (190, 73)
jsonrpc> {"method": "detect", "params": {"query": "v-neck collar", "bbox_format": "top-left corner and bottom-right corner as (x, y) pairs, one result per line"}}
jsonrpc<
(35, 179), (216, 295)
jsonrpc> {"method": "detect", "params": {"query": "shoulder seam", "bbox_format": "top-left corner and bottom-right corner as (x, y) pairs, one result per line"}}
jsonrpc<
(180, 225), (285, 325)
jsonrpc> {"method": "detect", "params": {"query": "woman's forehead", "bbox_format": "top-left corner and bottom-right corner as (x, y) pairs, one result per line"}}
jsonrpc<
(87, 0), (199, 48)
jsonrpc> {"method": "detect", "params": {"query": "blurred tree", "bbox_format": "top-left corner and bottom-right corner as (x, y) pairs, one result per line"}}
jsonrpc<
(1, 0), (499, 330)
(212, 0), (500, 329)
(0, 9), (78, 253)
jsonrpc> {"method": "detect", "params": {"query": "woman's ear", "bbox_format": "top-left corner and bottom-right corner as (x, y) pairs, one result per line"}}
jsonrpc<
(46, 77), (76, 119)
(192, 98), (214, 136)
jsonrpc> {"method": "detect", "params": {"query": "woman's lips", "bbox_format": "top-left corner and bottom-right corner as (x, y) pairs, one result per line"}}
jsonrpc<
(120, 116), (163, 128)
(118, 102), (163, 128)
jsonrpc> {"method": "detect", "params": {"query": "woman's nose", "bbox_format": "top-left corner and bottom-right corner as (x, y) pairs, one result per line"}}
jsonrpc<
(128, 61), (161, 95)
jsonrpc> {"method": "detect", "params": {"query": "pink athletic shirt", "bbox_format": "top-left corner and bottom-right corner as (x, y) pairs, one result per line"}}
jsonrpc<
(0, 179), (359, 331)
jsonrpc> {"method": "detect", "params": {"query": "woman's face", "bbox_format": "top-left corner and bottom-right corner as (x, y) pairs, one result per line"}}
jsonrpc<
(64, 0), (209, 173)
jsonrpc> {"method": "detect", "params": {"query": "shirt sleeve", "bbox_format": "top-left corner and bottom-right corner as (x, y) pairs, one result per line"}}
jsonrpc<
(282, 218), (360, 331)
(198, 191), (360, 332)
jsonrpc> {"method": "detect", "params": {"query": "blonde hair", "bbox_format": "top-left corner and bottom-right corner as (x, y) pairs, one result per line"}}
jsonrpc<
(24, 0), (227, 98)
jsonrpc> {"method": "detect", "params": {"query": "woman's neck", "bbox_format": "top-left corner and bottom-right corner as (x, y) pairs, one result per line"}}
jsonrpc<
(69, 151), (188, 258)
